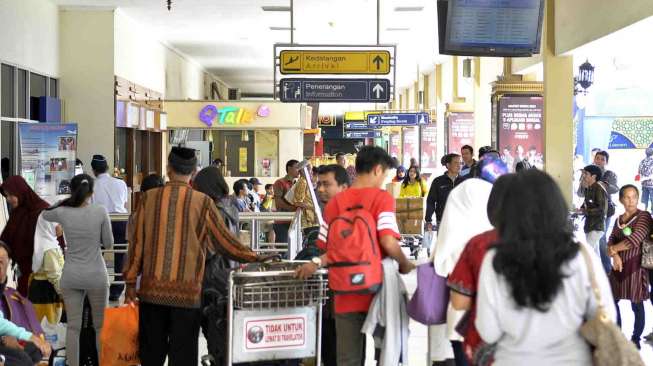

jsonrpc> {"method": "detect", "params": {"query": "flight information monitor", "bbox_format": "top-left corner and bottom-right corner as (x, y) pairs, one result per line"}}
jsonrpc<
(442, 0), (544, 57)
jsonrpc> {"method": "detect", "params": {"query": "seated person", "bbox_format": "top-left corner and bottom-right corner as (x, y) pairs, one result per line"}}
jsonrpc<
(0, 242), (51, 365)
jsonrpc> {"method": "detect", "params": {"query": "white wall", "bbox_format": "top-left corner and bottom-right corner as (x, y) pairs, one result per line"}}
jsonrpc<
(59, 10), (115, 168)
(0, 0), (59, 76)
(113, 9), (227, 99)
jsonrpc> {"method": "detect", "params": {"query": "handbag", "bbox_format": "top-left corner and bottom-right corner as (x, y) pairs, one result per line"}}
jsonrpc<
(641, 235), (653, 270)
(406, 262), (448, 325)
(577, 245), (645, 366)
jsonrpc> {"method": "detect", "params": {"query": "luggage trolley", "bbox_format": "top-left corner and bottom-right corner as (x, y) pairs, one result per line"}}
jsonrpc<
(226, 261), (328, 365)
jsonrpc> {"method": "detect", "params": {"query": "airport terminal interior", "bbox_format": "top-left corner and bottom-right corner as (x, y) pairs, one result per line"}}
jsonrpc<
(0, 0), (653, 365)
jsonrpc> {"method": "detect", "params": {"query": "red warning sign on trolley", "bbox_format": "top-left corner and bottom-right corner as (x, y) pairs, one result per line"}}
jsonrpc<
(244, 314), (307, 351)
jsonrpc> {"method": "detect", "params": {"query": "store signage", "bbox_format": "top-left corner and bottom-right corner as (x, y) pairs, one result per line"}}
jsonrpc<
(318, 115), (336, 126)
(367, 112), (430, 126)
(198, 105), (269, 127)
(344, 130), (382, 139)
(244, 314), (307, 351)
(280, 78), (390, 103)
(280, 50), (391, 75)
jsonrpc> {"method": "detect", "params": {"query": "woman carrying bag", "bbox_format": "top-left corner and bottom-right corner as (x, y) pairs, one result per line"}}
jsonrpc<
(607, 184), (652, 349)
(42, 174), (113, 366)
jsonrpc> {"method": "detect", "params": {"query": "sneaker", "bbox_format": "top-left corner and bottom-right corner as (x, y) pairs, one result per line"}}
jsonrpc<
(644, 331), (653, 340)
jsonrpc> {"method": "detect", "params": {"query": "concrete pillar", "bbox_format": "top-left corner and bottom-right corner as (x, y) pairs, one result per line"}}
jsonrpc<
(474, 57), (503, 149)
(543, 0), (574, 203)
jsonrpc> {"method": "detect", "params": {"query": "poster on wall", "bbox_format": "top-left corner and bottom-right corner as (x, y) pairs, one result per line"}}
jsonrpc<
(402, 127), (419, 168)
(421, 125), (438, 169)
(19, 123), (78, 199)
(608, 117), (653, 149)
(446, 112), (474, 155)
(389, 133), (401, 161)
(498, 95), (544, 172)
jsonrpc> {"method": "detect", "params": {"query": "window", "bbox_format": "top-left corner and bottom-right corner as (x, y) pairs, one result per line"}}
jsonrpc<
(16, 69), (27, 119)
(1, 121), (16, 178)
(49, 78), (58, 98)
(30, 73), (47, 98)
(1, 65), (14, 118)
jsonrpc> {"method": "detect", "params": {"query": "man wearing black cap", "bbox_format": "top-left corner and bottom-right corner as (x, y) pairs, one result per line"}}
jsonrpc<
(578, 165), (608, 257)
(124, 146), (260, 365)
(90, 154), (129, 301)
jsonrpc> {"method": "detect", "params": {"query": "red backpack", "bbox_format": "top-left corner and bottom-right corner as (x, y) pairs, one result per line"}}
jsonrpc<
(326, 196), (383, 294)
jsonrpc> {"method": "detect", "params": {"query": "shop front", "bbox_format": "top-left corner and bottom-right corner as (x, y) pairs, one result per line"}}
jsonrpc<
(163, 101), (310, 180)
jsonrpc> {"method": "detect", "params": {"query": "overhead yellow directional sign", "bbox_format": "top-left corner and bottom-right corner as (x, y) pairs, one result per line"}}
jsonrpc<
(280, 50), (391, 75)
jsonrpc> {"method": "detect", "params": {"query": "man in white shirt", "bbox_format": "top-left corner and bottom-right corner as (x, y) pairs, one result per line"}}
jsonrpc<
(90, 154), (128, 301)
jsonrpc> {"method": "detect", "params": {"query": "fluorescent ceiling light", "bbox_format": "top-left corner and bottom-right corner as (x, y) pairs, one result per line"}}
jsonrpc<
(269, 27), (296, 31)
(261, 6), (291, 11)
(386, 27), (411, 31)
(394, 6), (424, 12)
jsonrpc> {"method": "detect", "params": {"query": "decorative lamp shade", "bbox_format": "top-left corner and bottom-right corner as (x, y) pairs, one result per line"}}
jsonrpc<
(577, 60), (594, 90)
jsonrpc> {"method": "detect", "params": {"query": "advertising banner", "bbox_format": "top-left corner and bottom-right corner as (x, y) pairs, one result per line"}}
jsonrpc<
(402, 127), (419, 168)
(389, 133), (401, 161)
(19, 123), (78, 199)
(608, 117), (653, 149)
(446, 112), (474, 154)
(498, 95), (544, 171)
(421, 125), (438, 169)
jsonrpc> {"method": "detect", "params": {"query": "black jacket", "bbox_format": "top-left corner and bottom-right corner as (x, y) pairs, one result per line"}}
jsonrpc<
(425, 174), (465, 224)
(582, 181), (608, 233)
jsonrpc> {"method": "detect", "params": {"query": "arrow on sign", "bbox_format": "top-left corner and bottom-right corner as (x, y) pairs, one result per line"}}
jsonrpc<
(369, 116), (378, 125)
(373, 55), (384, 70)
(372, 83), (384, 99)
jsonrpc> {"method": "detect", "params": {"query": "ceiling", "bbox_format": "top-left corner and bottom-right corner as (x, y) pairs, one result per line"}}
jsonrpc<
(52, 0), (442, 96)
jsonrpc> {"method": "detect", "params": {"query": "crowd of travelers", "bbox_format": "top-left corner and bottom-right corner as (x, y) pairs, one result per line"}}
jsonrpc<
(0, 142), (649, 366)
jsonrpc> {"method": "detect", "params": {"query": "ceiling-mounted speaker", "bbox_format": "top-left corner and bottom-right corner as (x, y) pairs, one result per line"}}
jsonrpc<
(463, 58), (472, 78)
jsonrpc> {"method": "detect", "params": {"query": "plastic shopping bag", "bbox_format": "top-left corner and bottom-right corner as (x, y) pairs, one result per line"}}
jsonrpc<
(99, 304), (140, 366)
(40, 317), (66, 350)
(407, 262), (449, 325)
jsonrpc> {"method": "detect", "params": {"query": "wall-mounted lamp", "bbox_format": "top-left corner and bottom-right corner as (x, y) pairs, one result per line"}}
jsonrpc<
(574, 60), (595, 95)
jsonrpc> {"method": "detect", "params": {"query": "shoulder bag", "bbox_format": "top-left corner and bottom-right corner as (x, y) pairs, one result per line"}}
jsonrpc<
(641, 234), (653, 270)
(578, 245), (644, 366)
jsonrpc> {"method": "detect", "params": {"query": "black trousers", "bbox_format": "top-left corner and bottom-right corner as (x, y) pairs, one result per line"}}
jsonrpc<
(273, 223), (290, 244)
(109, 220), (127, 298)
(139, 302), (201, 366)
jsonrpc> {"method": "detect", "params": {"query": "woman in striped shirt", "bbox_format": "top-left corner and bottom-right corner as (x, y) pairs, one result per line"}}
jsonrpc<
(608, 184), (652, 349)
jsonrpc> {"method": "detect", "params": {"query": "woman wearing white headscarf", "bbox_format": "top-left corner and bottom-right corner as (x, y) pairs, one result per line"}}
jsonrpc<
(429, 153), (508, 366)
(29, 214), (65, 324)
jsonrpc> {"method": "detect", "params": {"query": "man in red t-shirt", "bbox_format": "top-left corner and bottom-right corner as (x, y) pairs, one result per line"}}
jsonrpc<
(297, 146), (415, 366)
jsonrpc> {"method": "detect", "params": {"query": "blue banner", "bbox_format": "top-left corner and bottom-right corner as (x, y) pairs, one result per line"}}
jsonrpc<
(367, 112), (430, 126)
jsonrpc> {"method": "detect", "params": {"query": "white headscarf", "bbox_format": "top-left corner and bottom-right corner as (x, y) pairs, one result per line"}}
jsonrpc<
(432, 178), (494, 277)
(32, 213), (61, 273)
(430, 178), (494, 343)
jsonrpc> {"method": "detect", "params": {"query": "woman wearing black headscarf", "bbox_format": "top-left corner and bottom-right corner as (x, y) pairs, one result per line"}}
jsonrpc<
(0, 176), (51, 295)
(192, 166), (239, 234)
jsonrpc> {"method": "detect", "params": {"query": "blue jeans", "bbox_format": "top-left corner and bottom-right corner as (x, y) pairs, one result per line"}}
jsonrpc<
(642, 186), (653, 211)
(616, 301), (646, 342)
(599, 216), (612, 273)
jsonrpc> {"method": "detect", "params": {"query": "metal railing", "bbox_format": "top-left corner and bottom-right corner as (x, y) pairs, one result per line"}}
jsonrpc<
(238, 210), (303, 259)
(106, 214), (130, 285)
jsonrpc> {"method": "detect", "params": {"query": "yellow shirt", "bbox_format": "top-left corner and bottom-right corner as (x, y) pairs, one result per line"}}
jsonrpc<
(399, 179), (428, 198)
